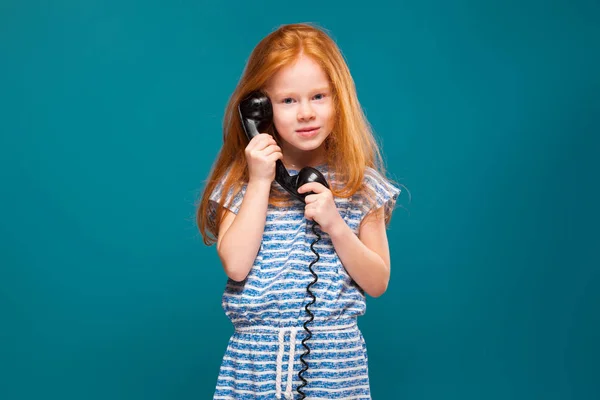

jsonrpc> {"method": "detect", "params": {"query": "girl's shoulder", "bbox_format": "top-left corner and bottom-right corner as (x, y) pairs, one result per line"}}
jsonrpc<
(363, 166), (400, 192)
(208, 166), (246, 215)
(354, 166), (402, 222)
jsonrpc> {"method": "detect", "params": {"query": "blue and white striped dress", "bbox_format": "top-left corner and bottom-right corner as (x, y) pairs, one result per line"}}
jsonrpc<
(209, 164), (400, 399)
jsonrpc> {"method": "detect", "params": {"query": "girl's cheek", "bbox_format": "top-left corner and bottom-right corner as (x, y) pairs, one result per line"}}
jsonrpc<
(281, 110), (297, 123)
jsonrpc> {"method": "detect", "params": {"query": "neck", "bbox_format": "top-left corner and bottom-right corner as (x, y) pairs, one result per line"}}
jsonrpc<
(281, 145), (327, 170)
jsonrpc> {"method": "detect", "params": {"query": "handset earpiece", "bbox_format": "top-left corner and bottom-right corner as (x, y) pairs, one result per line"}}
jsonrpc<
(238, 91), (273, 140)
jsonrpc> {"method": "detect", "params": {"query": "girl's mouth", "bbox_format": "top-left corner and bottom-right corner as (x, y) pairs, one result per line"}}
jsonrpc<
(296, 127), (320, 137)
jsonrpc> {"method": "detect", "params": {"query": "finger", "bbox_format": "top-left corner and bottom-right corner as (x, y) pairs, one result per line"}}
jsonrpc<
(258, 135), (277, 150)
(259, 133), (275, 142)
(261, 145), (282, 156)
(304, 209), (314, 221)
(267, 151), (283, 163)
(304, 194), (319, 204)
(246, 136), (261, 151)
(248, 133), (273, 149)
(298, 182), (327, 194)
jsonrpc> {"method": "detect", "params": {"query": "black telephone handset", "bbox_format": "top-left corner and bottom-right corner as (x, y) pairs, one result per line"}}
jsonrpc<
(238, 91), (326, 399)
(238, 91), (330, 202)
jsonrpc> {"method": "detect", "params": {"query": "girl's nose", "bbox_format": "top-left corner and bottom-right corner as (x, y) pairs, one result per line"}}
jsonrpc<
(297, 101), (315, 121)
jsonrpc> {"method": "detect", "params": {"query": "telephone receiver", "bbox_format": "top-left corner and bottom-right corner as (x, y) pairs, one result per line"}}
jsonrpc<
(238, 91), (330, 203)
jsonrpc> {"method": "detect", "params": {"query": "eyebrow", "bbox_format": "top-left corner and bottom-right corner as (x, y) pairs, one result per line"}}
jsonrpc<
(273, 87), (331, 97)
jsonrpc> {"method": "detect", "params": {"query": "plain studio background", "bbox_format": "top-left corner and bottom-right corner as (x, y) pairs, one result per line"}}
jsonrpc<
(1, 0), (598, 399)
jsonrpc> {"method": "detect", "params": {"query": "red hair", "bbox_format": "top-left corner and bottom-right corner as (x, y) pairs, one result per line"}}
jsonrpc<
(197, 23), (393, 245)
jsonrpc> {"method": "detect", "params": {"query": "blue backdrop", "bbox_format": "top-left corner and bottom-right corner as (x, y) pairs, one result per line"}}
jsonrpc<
(1, 0), (599, 399)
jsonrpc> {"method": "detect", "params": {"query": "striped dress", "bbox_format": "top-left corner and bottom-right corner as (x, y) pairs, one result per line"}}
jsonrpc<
(209, 164), (400, 400)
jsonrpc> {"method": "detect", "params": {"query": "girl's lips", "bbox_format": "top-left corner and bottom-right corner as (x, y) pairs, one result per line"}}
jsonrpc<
(296, 127), (320, 137)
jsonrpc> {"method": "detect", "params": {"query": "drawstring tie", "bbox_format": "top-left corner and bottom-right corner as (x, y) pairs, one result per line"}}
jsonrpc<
(276, 327), (299, 399)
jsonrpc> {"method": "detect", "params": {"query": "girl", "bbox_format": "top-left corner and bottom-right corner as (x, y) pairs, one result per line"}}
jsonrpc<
(197, 23), (401, 400)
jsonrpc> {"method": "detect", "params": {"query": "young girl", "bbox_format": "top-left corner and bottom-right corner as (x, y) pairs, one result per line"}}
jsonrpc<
(197, 23), (401, 400)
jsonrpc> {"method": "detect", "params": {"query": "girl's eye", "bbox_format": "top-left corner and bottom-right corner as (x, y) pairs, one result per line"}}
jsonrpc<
(282, 98), (294, 104)
(313, 93), (325, 100)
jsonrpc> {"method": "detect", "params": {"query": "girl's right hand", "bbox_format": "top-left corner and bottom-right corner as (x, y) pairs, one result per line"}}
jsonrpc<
(245, 133), (283, 183)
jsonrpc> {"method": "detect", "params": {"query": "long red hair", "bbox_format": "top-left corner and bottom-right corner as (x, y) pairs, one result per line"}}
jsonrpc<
(197, 23), (392, 245)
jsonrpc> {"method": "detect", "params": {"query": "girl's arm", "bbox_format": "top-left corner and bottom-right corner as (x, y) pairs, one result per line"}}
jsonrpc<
(328, 207), (391, 297)
(216, 179), (272, 282)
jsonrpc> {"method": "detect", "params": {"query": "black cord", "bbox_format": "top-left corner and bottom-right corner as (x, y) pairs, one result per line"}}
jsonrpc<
(297, 220), (321, 399)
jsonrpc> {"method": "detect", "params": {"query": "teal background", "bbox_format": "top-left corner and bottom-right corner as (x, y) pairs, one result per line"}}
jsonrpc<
(1, 0), (598, 399)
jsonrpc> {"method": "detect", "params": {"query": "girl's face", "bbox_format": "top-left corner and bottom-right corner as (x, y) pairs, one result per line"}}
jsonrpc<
(265, 55), (335, 166)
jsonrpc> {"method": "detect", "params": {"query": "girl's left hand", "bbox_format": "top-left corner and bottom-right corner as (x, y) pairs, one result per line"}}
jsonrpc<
(297, 182), (344, 234)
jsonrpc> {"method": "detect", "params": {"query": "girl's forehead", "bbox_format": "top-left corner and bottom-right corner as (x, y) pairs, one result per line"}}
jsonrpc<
(267, 55), (330, 92)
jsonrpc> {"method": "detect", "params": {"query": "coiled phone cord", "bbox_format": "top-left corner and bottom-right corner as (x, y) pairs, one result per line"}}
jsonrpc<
(297, 220), (321, 399)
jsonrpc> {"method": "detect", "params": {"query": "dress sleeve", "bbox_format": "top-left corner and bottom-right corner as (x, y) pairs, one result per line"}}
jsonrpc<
(358, 167), (401, 223)
(207, 175), (246, 226)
